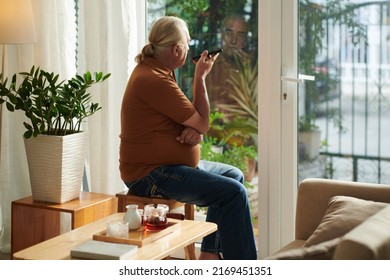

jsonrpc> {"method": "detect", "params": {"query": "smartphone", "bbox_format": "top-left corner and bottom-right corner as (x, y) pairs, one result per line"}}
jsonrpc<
(192, 49), (223, 63)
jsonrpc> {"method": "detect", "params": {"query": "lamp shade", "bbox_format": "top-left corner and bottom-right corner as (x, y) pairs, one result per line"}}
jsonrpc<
(0, 0), (36, 44)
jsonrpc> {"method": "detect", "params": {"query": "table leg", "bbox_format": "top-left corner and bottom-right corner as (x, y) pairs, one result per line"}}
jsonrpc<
(184, 244), (196, 260)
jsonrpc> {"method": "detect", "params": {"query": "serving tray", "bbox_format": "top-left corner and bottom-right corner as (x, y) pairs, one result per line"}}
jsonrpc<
(93, 219), (180, 247)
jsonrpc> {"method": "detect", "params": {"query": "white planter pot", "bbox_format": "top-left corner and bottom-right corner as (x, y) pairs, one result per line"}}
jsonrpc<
(24, 132), (89, 204)
(299, 130), (321, 160)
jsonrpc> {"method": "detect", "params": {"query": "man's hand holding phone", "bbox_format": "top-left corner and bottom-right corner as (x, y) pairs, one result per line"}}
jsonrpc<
(193, 49), (220, 79)
(192, 49), (223, 63)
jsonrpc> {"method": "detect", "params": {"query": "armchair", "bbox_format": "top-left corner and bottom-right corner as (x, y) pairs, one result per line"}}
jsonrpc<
(268, 178), (390, 260)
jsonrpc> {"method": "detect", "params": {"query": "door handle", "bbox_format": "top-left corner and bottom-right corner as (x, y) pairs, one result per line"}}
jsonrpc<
(280, 74), (315, 83)
(281, 74), (314, 100)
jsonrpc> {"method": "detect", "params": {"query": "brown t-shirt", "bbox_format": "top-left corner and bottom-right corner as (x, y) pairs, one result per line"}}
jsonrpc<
(119, 57), (199, 182)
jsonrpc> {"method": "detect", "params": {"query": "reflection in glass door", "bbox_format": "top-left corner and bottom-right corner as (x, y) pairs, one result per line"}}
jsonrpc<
(298, 0), (390, 184)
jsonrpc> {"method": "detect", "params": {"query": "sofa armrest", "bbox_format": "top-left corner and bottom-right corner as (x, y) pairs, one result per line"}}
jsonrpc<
(296, 179), (390, 240)
(333, 205), (390, 260)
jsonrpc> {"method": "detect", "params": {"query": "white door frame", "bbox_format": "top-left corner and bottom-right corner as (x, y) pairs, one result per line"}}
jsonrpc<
(258, 0), (298, 259)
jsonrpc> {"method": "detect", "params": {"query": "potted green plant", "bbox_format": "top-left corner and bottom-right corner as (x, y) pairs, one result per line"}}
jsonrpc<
(0, 66), (110, 203)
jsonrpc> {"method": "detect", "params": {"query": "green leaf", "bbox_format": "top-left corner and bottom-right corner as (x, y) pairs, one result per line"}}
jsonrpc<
(6, 102), (14, 111)
(95, 72), (103, 82)
(23, 122), (32, 130)
(84, 71), (92, 82)
(24, 130), (33, 139)
(103, 73), (111, 81)
(7, 94), (18, 104)
(75, 74), (84, 83)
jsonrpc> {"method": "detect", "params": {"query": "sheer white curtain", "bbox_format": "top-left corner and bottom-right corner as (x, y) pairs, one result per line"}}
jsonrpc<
(76, 0), (134, 195)
(76, 0), (145, 194)
(0, 0), (142, 253)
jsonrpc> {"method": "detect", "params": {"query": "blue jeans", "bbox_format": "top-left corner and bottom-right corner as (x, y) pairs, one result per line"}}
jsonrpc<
(124, 160), (257, 260)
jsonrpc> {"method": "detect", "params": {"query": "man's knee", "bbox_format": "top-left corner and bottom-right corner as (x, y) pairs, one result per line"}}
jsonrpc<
(226, 166), (245, 183)
(228, 180), (248, 199)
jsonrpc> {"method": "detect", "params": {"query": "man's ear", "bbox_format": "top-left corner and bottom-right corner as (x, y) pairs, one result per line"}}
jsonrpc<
(171, 44), (179, 56)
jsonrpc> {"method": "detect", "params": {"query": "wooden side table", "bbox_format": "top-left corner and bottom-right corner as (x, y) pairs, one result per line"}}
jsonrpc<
(11, 192), (117, 256)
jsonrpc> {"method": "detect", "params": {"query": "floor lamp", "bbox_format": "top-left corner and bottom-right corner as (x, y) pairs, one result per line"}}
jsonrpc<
(0, 0), (36, 243)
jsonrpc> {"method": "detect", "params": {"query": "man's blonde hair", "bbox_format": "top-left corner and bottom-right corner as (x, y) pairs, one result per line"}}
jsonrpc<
(135, 16), (189, 63)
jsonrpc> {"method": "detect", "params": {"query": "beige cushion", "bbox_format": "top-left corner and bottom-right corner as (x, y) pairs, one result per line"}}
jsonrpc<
(266, 238), (341, 260)
(275, 240), (306, 253)
(333, 205), (390, 260)
(304, 196), (388, 247)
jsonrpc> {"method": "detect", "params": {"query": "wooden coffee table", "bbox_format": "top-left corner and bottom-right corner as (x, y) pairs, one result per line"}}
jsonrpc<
(12, 213), (217, 260)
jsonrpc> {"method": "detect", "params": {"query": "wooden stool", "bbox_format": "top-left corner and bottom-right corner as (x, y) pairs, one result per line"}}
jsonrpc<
(116, 190), (196, 259)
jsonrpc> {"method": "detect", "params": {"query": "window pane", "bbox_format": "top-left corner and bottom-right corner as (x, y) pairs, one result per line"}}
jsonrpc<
(298, 0), (390, 184)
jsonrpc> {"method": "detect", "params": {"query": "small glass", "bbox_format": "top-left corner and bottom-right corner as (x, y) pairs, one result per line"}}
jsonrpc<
(106, 220), (129, 238)
(143, 204), (169, 231)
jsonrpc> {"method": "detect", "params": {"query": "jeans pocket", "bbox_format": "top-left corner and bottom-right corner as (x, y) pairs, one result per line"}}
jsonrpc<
(125, 176), (154, 197)
(126, 172), (172, 199)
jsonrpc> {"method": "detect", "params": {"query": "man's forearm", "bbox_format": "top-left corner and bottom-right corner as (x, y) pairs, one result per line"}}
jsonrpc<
(192, 73), (210, 127)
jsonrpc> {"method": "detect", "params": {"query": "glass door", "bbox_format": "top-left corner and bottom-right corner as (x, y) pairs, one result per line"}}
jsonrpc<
(298, 0), (390, 184)
(258, 0), (390, 258)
